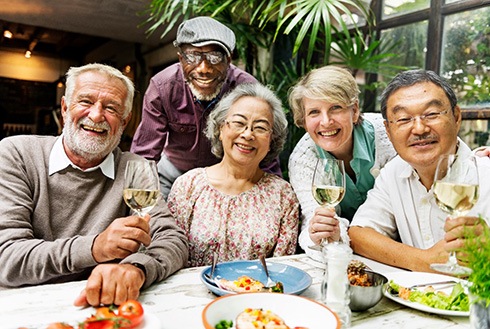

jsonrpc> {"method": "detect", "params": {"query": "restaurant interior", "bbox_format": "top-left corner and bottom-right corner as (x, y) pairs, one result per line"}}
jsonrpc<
(0, 0), (489, 152)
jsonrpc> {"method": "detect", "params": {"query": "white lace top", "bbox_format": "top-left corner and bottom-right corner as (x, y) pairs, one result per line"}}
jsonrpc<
(288, 112), (396, 261)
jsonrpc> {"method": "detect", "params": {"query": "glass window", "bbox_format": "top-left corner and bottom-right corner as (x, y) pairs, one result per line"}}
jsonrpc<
(383, 0), (429, 19)
(441, 7), (490, 108)
(375, 21), (428, 96)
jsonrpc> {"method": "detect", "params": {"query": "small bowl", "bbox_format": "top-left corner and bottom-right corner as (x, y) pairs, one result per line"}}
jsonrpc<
(349, 270), (388, 312)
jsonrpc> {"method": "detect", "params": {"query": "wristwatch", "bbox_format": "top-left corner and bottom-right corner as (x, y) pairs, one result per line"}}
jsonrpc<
(131, 263), (146, 276)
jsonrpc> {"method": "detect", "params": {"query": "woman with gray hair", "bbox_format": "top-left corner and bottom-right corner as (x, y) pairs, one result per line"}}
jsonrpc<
(167, 83), (299, 267)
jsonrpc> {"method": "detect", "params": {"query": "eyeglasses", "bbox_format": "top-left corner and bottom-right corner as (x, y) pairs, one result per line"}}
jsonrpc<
(225, 120), (272, 137)
(180, 51), (225, 65)
(387, 109), (450, 129)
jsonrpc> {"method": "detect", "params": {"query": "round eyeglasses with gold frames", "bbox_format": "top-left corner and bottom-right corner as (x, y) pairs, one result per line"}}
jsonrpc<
(225, 120), (272, 137)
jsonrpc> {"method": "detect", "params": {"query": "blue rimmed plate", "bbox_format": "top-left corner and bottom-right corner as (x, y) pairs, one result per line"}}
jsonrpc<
(200, 259), (312, 296)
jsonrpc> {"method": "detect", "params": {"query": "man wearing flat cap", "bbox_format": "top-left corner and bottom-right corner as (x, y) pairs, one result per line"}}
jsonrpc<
(131, 16), (281, 198)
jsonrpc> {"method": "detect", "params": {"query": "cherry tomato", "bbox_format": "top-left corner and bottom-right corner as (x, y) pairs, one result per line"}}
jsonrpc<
(80, 319), (115, 329)
(117, 300), (144, 328)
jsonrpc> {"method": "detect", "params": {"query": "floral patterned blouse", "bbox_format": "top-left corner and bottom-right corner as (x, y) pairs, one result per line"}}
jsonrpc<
(167, 168), (300, 267)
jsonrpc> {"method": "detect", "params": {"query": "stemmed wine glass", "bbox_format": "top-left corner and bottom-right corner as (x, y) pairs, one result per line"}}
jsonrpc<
(431, 154), (479, 276)
(123, 160), (160, 217)
(311, 158), (346, 248)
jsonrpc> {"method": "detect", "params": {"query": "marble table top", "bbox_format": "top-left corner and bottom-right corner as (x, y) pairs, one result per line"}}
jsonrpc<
(0, 253), (469, 329)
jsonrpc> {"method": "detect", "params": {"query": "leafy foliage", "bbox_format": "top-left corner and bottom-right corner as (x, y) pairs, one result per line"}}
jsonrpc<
(463, 217), (490, 304)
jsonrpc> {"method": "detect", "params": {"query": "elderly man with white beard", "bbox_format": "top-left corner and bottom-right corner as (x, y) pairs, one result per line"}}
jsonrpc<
(0, 63), (188, 307)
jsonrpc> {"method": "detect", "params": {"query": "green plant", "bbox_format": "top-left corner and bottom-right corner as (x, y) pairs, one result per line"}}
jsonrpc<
(463, 216), (490, 304)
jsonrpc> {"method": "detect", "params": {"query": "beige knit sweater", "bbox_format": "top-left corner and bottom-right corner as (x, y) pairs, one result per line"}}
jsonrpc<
(0, 135), (188, 288)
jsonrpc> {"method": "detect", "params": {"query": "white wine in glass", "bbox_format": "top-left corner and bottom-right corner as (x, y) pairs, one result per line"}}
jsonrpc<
(311, 158), (346, 248)
(312, 158), (346, 209)
(123, 160), (160, 217)
(431, 154), (479, 276)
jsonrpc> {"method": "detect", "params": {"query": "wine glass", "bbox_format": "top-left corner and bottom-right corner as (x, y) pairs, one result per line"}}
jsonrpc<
(311, 158), (346, 247)
(123, 160), (160, 217)
(431, 154), (479, 276)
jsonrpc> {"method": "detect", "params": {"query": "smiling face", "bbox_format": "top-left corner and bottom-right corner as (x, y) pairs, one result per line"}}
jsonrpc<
(303, 97), (360, 159)
(219, 96), (273, 168)
(179, 44), (230, 101)
(61, 70), (131, 168)
(384, 81), (461, 181)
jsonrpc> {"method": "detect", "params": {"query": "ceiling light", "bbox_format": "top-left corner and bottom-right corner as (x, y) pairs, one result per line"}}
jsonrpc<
(3, 30), (13, 39)
(25, 50), (31, 58)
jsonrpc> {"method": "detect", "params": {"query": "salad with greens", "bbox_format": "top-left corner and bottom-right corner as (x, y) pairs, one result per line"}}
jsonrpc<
(387, 280), (469, 312)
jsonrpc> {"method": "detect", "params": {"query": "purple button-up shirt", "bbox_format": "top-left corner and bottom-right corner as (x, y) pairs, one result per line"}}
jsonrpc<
(131, 63), (281, 175)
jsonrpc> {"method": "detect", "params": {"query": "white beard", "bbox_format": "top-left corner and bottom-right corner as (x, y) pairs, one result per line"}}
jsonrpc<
(62, 110), (123, 163)
(187, 80), (224, 101)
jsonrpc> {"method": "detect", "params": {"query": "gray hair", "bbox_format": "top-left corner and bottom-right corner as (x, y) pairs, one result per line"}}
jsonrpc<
(64, 63), (135, 119)
(380, 69), (458, 120)
(205, 83), (288, 165)
(288, 65), (361, 128)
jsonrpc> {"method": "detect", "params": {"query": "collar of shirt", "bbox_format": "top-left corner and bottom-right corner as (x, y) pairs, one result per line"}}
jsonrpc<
(399, 137), (470, 180)
(315, 120), (376, 220)
(48, 135), (115, 179)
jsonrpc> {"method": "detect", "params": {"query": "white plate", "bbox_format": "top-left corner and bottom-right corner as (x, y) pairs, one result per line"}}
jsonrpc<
(140, 312), (161, 329)
(383, 271), (469, 316)
(202, 292), (340, 329)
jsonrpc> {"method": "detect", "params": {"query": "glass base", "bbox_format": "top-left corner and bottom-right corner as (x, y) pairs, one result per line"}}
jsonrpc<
(430, 262), (473, 276)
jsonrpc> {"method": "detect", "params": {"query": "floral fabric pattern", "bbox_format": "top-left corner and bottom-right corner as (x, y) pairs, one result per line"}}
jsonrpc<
(168, 168), (300, 267)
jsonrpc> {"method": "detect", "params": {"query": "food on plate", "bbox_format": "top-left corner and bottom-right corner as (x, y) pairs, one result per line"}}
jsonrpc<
(387, 280), (469, 312)
(45, 324), (75, 329)
(218, 275), (265, 292)
(214, 319), (234, 329)
(218, 275), (284, 293)
(234, 308), (308, 329)
(347, 260), (373, 287)
(44, 299), (145, 329)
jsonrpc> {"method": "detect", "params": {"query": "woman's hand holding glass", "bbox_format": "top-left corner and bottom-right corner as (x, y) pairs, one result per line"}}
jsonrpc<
(310, 158), (346, 248)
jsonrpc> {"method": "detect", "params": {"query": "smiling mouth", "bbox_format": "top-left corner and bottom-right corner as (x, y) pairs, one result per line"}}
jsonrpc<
(410, 140), (436, 147)
(236, 143), (254, 151)
(193, 77), (215, 86)
(81, 124), (107, 134)
(319, 129), (340, 137)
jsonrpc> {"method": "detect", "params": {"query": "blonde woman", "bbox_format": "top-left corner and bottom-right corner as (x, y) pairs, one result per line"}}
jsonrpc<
(288, 66), (395, 260)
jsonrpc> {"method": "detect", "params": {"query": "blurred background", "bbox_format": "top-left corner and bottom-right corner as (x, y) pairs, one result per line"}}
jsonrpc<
(0, 0), (489, 166)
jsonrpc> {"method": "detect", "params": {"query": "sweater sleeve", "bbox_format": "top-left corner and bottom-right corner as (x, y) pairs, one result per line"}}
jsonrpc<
(120, 196), (189, 289)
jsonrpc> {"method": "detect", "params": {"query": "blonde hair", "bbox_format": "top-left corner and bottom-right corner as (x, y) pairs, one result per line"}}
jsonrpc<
(288, 65), (361, 128)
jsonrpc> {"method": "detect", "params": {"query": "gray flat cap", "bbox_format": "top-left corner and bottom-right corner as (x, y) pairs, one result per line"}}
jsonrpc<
(173, 16), (235, 56)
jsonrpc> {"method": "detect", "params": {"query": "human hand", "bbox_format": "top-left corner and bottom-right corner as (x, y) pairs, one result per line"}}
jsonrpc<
(475, 146), (490, 158)
(308, 207), (341, 245)
(92, 214), (151, 263)
(73, 263), (145, 307)
(443, 216), (485, 255)
(423, 240), (450, 272)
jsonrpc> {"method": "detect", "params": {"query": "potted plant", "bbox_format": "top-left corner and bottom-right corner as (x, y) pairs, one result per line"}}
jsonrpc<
(463, 217), (490, 329)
